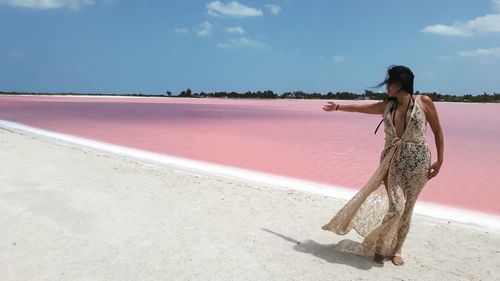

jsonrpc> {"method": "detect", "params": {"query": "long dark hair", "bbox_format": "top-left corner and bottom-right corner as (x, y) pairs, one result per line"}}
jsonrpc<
(373, 65), (415, 100)
(371, 65), (415, 134)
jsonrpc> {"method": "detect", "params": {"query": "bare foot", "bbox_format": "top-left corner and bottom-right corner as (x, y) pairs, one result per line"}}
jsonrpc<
(373, 253), (385, 264)
(392, 255), (405, 266)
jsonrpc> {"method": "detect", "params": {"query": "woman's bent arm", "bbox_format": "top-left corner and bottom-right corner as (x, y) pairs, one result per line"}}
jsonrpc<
(421, 95), (444, 179)
(422, 95), (444, 164)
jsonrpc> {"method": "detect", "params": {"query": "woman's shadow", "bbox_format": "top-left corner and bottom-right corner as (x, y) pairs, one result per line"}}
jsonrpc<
(261, 228), (382, 269)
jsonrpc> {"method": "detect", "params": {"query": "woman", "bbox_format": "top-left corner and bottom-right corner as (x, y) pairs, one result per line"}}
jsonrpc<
(320, 65), (444, 266)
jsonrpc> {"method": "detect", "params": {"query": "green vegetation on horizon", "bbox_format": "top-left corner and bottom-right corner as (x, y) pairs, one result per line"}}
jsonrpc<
(2, 89), (500, 103)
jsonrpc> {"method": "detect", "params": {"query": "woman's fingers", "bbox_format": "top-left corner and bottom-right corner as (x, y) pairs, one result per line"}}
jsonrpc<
(322, 104), (334, 111)
(427, 167), (433, 179)
(432, 169), (439, 178)
(322, 102), (336, 111)
(427, 165), (439, 180)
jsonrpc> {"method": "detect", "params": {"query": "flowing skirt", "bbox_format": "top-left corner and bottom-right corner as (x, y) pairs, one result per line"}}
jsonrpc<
(321, 142), (431, 257)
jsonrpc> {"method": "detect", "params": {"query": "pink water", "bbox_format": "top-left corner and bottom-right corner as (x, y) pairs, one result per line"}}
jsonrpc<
(1, 95), (499, 215)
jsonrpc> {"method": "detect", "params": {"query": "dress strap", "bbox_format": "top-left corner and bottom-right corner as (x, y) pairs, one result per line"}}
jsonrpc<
(374, 118), (384, 135)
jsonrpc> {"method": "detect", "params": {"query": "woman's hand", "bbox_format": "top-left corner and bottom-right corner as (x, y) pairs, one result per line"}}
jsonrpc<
(427, 161), (442, 180)
(323, 101), (338, 112)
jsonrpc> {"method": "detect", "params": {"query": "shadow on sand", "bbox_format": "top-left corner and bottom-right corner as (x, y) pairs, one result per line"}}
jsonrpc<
(261, 228), (382, 270)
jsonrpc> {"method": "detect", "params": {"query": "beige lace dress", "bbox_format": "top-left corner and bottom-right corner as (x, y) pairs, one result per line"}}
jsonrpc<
(321, 94), (431, 258)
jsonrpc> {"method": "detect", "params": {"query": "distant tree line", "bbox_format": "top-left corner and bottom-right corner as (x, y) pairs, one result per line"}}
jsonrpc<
(174, 88), (500, 103)
(2, 90), (500, 103)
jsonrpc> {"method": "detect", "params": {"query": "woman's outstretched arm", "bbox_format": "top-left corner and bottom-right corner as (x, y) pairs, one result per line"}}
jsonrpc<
(421, 95), (444, 179)
(323, 100), (388, 116)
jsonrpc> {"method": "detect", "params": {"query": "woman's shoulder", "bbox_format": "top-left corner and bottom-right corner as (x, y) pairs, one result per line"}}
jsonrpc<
(418, 94), (433, 103)
(379, 98), (392, 117)
(417, 94), (433, 115)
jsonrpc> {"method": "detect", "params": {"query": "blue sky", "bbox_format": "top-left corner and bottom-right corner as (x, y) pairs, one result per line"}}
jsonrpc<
(1, 0), (500, 95)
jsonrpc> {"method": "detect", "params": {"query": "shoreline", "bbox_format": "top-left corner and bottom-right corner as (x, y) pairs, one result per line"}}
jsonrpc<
(1, 119), (499, 231)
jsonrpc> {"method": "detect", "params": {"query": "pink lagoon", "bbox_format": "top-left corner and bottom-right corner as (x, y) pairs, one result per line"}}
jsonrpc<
(1, 95), (499, 215)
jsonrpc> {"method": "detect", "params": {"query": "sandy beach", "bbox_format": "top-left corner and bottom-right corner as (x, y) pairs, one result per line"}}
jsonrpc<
(1, 127), (499, 281)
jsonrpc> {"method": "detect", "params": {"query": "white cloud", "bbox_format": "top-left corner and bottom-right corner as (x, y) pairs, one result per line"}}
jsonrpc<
(196, 21), (212, 37)
(0, 0), (96, 10)
(217, 36), (268, 49)
(458, 47), (500, 58)
(466, 13), (500, 34)
(174, 27), (189, 34)
(421, 24), (473, 37)
(225, 26), (245, 34)
(421, 1), (500, 37)
(332, 55), (347, 62)
(265, 4), (281, 15)
(207, 1), (262, 17)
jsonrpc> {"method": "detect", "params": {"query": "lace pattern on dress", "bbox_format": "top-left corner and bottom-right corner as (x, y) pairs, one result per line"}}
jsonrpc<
(321, 95), (431, 257)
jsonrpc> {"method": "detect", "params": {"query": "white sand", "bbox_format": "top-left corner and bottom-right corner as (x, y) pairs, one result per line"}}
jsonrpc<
(0, 128), (499, 281)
